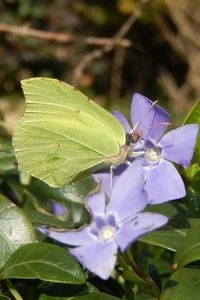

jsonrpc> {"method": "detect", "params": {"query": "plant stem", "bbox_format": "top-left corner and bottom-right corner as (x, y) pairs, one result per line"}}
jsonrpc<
(5, 279), (23, 300)
(119, 251), (161, 297)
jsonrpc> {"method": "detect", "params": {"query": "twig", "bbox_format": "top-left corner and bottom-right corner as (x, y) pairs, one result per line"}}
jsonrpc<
(114, 0), (149, 39)
(0, 23), (131, 47)
(0, 23), (75, 43)
(86, 37), (131, 48)
(159, 68), (191, 116)
(72, 0), (149, 86)
(110, 47), (126, 104)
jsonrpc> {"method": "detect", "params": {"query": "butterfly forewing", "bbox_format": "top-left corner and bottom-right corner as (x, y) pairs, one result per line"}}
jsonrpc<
(13, 78), (126, 187)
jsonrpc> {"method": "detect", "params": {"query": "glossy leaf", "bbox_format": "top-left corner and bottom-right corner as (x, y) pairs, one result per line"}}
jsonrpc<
(174, 223), (200, 268)
(28, 176), (95, 204)
(0, 152), (16, 173)
(6, 178), (26, 205)
(71, 292), (121, 300)
(0, 194), (37, 268)
(184, 99), (200, 162)
(185, 186), (200, 217)
(190, 171), (200, 193)
(39, 283), (89, 299)
(184, 99), (200, 124)
(139, 224), (185, 251)
(135, 294), (157, 300)
(0, 296), (11, 300)
(0, 243), (85, 284)
(39, 294), (120, 300)
(140, 203), (190, 251)
(0, 137), (16, 174)
(160, 268), (200, 300)
(26, 209), (67, 228)
(39, 293), (120, 300)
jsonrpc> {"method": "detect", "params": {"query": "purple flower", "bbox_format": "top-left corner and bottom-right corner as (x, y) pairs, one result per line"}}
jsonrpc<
(113, 93), (199, 204)
(113, 93), (170, 144)
(40, 162), (168, 280)
(139, 124), (199, 203)
(52, 201), (68, 220)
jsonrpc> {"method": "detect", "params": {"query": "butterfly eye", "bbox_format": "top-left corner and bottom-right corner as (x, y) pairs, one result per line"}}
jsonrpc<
(132, 131), (142, 143)
(126, 133), (134, 145)
(126, 131), (143, 145)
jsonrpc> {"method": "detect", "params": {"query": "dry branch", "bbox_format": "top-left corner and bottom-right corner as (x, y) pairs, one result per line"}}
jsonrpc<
(72, 0), (150, 86)
(0, 23), (131, 47)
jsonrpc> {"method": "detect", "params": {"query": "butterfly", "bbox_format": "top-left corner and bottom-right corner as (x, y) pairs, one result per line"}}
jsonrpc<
(13, 78), (130, 187)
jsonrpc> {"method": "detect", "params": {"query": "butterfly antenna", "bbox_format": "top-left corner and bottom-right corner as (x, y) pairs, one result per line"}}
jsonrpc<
(131, 100), (159, 134)
(110, 165), (114, 191)
(139, 121), (171, 135)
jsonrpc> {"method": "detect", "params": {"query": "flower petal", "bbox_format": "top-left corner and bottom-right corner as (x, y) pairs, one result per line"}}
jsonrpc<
(107, 159), (147, 220)
(69, 240), (118, 280)
(131, 93), (170, 141)
(52, 202), (66, 218)
(116, 212), (168, 252)
(143, 159), (186, 204)
(86, 189), (106, 216)
(159, 124), (199, 168)
(93, 164), (129, 198)
(113, 111), (132, 133)
(93, 171), (112, 197)
(38, 225), (94, 246)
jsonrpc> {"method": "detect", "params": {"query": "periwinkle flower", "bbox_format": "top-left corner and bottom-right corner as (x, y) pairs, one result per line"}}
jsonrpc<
(40, 162), (168, 279)
(52, 201), (67, 220)
(113, 93), (170, 144)
(113, 93), (199, 204)
(137, 124), (198, 203)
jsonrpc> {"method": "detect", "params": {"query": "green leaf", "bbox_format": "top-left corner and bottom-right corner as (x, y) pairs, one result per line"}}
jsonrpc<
(25, 176), (92, 229)
(39, 293), (120, 300)
(72, 292), (121, 300)
(39, 296), (68, 300)
(135, 293), (157, 300)
(25, 200), (90, 230)
(0, 137), (17, 175)
(139, 223), (185, 251)
(141, 217), (200, 254)
(57, 177), (96, 203)
(28, 176), (95, 204)
(185, 186), (200, 217)
(184, 99), (200, 124)
(39, 282), (89, 299)
(174, 223), (200, 268)
(0, 194), (37, 268)
(0, 137), (16, 174)
(190, 171), (200, 193)
(145, 202), (190, 219)
(6, 178), (26, 205)
(0, 152), (16, 173)
(26, 209), (67, 228)
(184, 163), (200, 180)
(0, 295), (11, 300)
(140, 203), (190, 251)
(160, 268), (200, 300)
(0, 243), (85, 284)
(183, 99), (200, 163)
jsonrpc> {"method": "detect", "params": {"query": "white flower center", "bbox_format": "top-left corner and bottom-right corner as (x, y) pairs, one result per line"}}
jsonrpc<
(99, 225), (117, 241)
(145, 148), (160, 164)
